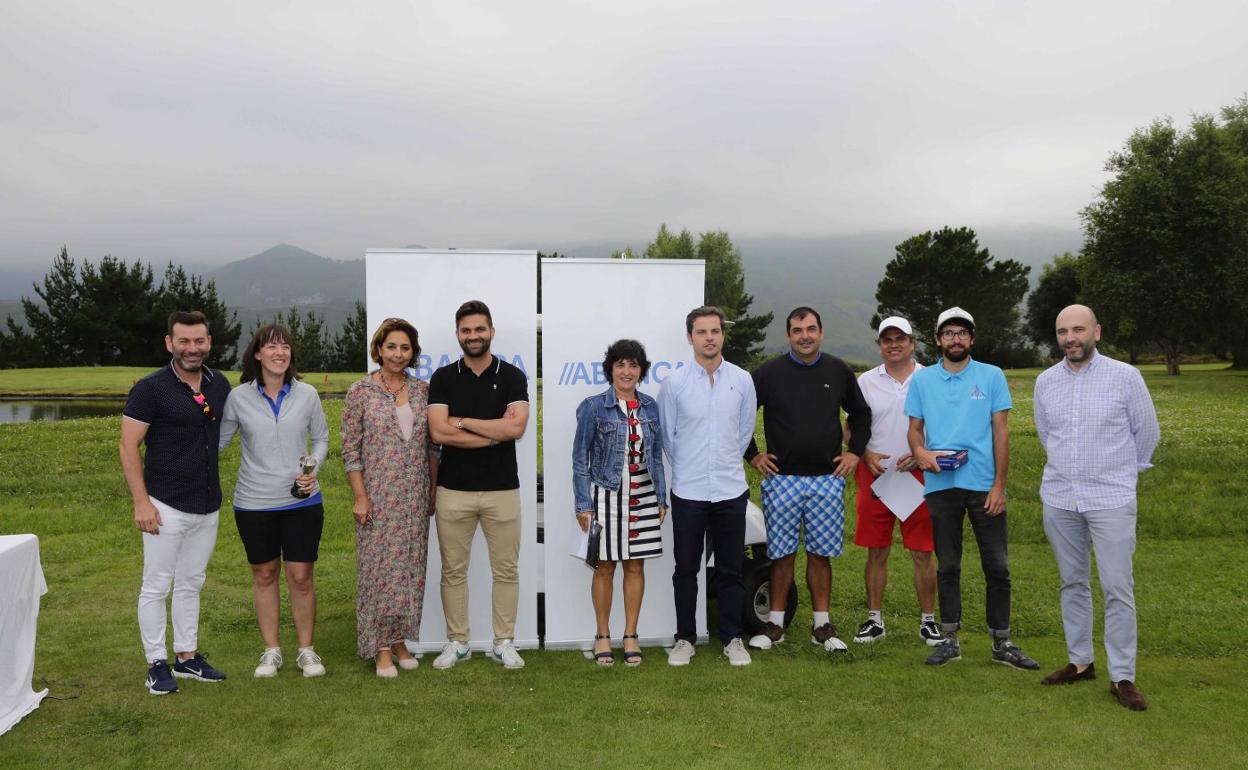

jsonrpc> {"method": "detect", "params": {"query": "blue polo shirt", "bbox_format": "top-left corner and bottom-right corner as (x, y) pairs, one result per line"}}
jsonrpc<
(904, 357), (1011, 493)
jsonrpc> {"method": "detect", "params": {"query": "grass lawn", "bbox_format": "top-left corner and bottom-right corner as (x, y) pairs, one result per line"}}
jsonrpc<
(0, 365), (1246, 768)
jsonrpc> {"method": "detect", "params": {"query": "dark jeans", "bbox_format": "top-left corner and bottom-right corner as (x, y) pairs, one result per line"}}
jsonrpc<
(671, 490), (748, 645)
(926, 488), (1011, 638)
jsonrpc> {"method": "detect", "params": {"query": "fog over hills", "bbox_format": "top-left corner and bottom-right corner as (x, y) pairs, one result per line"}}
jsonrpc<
(535, 226), (1081, 361)
(2, 227), (1080, 359)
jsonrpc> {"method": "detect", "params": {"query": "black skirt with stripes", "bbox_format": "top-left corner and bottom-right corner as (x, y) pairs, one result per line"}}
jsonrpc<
(591, 463), (662, 561)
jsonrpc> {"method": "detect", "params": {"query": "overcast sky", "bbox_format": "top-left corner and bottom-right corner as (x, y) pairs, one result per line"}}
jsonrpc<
(1, 0), (1245, 267)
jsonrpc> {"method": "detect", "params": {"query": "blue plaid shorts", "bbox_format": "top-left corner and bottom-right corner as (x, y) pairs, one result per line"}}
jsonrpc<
(760, 474), (846, 559)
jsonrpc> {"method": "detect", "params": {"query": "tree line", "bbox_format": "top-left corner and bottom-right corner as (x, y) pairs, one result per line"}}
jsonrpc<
(0, 247), (369, 371)
(1024, 97), (1248, 374)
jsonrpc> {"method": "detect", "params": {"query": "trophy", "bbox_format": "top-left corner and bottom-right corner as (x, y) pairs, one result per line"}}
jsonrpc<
(291, 455), (318, 499)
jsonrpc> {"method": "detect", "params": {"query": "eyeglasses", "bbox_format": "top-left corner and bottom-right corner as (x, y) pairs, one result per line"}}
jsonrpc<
(191, 389), (216, 421)
(939, 329), (971, 341)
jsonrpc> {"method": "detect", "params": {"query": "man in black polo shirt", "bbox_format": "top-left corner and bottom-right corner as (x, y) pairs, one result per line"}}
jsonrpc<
(744, 306), (872, 652)
(427, 300), (530, 670)
(120, 310), (231, 694)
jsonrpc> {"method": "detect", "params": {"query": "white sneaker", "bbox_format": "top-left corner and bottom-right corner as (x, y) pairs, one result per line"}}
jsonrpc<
(296, 647), (325, 677)
(723, 638), (752, 666)
(432, 641), (471, 670)
(489, 639), (526, 669)
(254, 648), (283, 678)
(667, 639), (696, 666)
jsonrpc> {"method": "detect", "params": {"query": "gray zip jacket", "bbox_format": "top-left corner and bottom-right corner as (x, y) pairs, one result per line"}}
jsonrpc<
(219, 379), (330, 510)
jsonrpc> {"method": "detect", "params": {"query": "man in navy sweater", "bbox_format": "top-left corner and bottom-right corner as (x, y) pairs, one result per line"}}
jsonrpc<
(745, 307), (872, 652)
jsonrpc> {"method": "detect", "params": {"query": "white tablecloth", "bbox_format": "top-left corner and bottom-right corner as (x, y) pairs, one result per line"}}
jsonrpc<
(0, 534), (47, 736)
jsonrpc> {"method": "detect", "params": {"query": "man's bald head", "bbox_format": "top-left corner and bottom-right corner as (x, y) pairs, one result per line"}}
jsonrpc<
(1056, 304), (1098, 329)
(1055, 304), (1100, 368)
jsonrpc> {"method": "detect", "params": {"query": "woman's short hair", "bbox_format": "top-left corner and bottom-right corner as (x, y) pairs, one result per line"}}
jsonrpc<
(603, 339), (651, 383)
(240, 323), (299, 384)
(369, 317), (421, 369)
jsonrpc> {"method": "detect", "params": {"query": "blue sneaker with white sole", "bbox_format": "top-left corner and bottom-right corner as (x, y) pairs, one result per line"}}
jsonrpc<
(145, 660), (178, 695)
(172, 653), (227, 682)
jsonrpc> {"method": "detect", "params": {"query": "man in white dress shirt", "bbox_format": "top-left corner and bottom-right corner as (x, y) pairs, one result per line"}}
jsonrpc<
(1033, 304), (1159, 711)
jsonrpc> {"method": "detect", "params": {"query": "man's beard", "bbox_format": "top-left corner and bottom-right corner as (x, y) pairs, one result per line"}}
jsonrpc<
(173, 353), (204, 372)
(943, 347), (969, 363)
(459, 337), (491, 358)
(1065, 342), (1093, 362)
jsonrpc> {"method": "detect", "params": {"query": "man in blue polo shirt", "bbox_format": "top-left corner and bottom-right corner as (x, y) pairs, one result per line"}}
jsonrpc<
(905, 307), (1038, 670)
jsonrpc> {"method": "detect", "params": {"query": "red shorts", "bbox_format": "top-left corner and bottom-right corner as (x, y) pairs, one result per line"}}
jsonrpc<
(853, 462), (933, 551)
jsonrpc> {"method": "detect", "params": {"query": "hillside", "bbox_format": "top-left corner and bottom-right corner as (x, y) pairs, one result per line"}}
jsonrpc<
(537, 226), (1081, 361)
(2, 227), (1081, 358)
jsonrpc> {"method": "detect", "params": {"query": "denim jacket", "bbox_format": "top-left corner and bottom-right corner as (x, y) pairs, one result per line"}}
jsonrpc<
(572, 388), (667, 514)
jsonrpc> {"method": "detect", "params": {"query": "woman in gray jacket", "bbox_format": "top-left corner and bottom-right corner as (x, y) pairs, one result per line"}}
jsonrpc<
(220, 323), (329, 679)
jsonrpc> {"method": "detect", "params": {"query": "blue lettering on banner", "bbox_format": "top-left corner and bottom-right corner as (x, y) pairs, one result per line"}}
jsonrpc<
(554, 360), (684, 386)
(412, 353), (530, 381)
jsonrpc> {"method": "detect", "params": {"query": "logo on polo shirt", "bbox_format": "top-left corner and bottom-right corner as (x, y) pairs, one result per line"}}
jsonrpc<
(412, 353), (529, 380)
(970, 385), (986, 400)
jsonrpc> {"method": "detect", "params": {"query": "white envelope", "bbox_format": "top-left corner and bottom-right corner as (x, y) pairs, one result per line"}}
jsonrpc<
(870, 467), (926, 522)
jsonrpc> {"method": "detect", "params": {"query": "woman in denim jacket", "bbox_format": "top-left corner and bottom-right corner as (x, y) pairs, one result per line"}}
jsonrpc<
(573, 339), (668, 666)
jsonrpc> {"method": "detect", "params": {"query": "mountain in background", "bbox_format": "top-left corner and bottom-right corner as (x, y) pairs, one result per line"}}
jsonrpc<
(2, 227), (1081, 359)
(210, 243), (364, 306)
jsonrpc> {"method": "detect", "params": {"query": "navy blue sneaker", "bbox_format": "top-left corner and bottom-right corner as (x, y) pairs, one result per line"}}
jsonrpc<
(146, 660), (178, 695)
(172, 653), (227, 682)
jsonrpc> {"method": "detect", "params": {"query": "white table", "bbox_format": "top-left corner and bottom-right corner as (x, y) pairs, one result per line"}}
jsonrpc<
(0, 534), (47, 736)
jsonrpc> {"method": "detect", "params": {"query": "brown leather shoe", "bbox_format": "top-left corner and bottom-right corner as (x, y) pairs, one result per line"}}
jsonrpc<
(1042, 662), (1096, 686)
(1110, 680), (1149, 711)
(747, 622), (786, 649)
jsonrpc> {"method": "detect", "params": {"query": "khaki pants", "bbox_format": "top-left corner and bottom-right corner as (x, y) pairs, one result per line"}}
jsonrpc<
(435, 487), (521, 644)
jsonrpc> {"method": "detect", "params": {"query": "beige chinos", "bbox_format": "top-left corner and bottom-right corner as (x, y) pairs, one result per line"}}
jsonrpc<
(435, 488), (521, 644)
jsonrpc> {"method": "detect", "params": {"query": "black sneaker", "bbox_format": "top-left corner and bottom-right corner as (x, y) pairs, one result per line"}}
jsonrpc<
(172, 653), (227, 682)
(145, 659), (178, 695)
(991, 640), (1039, 671)
(853, 618), (886, 644)
(919, 620), (946, 647)
(924, 637), (961, 666)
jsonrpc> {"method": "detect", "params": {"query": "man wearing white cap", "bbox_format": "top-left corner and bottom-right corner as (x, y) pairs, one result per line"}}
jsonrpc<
(904, 307), (1038, 670)
(849, 316), (941, 646)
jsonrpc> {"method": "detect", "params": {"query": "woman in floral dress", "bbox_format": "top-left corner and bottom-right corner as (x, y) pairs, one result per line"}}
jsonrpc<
(341, 317), (438, 677)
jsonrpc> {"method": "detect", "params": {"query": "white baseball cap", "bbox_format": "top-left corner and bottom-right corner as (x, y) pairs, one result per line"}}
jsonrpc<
(936, 306), (975, 332)
(876, 316), (913, 338)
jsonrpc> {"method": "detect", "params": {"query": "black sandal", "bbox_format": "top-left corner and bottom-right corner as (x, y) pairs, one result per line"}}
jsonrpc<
(594, 634), (614, 666)
(622, 633), (643, 667)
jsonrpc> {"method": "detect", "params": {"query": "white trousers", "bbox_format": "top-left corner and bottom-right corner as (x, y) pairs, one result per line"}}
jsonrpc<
(138, 498), (219, 663)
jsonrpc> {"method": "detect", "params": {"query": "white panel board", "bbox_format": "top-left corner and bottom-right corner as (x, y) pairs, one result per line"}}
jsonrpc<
(365, 249), (538, 652)
(540, 258), (706, 650)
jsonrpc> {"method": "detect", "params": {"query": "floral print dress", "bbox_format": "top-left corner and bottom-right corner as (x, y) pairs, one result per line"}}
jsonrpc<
(341, 375), (436, 658)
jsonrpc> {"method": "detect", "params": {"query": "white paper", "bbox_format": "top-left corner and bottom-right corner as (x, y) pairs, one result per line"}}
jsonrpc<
(870, 467), (926, 522)
(570, 522), (590, 560)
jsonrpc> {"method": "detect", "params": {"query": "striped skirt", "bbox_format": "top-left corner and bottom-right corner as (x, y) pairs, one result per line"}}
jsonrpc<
(591, 464), (662, 561)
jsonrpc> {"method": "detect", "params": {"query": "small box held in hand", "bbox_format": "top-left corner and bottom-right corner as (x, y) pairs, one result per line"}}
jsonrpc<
(934, 449), (968, 471)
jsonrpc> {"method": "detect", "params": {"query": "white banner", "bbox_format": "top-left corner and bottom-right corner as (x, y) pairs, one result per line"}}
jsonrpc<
(365, 249), (539, 652)
(541, 258), (706, 649)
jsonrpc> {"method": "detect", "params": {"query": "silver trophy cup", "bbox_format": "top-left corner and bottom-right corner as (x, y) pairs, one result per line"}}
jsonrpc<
(290, 455), (318, 499)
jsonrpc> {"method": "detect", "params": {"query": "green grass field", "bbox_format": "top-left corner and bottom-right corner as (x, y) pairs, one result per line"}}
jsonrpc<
(0, 367), (363, 397)
(1, 365), (1246, 768)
